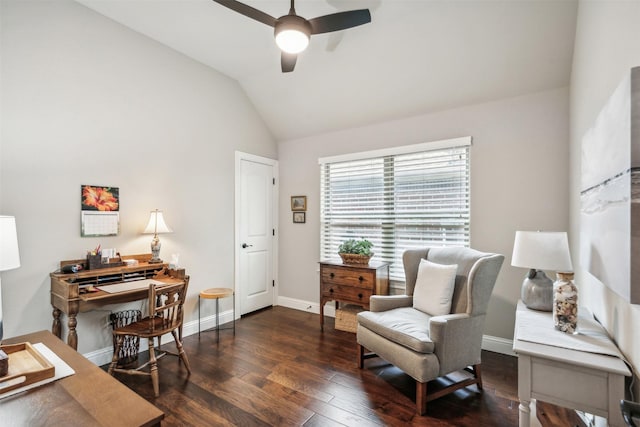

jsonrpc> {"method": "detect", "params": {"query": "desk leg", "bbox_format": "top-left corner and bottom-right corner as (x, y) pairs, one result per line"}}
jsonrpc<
(609, 372), (626, 427)
(68, 313), (78, 350)
(52, 308), (61, 339)
(320, 297), (325, 331)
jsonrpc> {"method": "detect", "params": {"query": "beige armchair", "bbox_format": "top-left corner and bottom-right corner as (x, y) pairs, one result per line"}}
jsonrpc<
(356, 247), (504, 415)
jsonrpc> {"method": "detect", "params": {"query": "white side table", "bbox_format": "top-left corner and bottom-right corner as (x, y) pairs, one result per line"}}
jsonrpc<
(513, 301), (630, 427)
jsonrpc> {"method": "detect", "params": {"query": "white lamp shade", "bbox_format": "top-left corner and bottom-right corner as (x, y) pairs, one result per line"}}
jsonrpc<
(143, 210), (172, 234)
(511, 231), (573, 272)
(0, 216), (21, 271)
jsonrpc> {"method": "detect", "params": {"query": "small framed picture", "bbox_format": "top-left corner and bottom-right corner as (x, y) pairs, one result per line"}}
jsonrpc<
(291, 195), (307, 211)
(293, 211), (306, 223)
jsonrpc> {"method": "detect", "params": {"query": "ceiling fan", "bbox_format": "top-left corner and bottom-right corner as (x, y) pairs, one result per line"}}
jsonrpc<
(211, 0), (371, 73)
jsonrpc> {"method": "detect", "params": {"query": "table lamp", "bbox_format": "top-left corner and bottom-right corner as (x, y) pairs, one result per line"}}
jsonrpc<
(511, 231), (572, 311)
(143, 209), (172, 264)
(0, 216), (21, 342)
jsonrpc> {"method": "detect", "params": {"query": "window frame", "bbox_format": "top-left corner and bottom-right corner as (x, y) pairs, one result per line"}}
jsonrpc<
(318, 136), (472, 282)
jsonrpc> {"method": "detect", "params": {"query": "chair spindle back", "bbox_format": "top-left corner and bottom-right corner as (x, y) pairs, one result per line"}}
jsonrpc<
(148, 282), (187, 333)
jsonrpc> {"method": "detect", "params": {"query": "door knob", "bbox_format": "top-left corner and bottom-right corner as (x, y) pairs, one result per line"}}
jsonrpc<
(242, 243), (253, 248)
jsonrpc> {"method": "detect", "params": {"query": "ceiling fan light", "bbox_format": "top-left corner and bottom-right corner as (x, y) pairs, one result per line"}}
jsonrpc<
(274, 15), (311, 54)
(275, 29), (309, 54)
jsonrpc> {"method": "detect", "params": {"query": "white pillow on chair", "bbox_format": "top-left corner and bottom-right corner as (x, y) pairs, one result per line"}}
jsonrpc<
(413, 259), (458, 316)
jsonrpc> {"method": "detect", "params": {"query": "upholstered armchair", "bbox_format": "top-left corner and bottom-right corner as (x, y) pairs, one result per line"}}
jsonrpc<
(356, 247), (504, 415)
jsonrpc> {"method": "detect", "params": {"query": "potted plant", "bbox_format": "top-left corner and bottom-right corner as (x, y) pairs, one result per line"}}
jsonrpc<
(338, 238), (374, 265)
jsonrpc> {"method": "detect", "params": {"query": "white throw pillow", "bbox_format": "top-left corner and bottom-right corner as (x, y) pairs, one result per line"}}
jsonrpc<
(412, 259), (458, 316)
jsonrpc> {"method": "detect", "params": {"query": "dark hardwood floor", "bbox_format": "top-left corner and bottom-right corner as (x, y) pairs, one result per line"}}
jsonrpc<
(103, 306), (579, 426)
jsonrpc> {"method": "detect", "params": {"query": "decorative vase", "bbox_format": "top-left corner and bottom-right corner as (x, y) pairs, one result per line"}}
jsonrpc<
(521, 269), (553, 311)
(552, 272), (578, 334)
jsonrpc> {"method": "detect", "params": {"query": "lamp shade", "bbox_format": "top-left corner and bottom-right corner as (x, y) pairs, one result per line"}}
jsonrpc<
(143, 210), (172, 235)
(512, 231), (573, 272)
(0, 216), (20, 271)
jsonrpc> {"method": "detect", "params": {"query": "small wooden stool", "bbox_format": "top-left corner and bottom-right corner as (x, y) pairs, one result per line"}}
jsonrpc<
(198, 288), (235, 343)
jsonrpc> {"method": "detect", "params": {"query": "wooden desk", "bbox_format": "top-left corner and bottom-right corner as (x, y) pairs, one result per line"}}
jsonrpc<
(0, 330), (164, 426)
(513, 301), (630, 427)
(319, 260), (389, 330)
(50, 256), (183, 350)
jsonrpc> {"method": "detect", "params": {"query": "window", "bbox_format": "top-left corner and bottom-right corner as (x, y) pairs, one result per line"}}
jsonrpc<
(319, 137), (471, 281)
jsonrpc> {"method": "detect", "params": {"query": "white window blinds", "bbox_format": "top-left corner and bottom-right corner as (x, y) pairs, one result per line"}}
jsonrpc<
(319, 138), (471, 281)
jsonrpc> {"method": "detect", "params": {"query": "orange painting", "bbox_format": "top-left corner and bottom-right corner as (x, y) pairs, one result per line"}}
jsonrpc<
(81, 185), (119, 211)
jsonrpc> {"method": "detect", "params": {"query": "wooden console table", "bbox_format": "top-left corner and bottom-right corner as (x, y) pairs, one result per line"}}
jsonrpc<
(50, 254), (184, 350)
(319, 260), (389, 330)
(0, 330), (164, 426)
(513, 301), (630, 427)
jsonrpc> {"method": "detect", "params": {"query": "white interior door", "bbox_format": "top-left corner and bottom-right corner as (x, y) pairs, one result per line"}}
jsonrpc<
(235, 152), (278, 315)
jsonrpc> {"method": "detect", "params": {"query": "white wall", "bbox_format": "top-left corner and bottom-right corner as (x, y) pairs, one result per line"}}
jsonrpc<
(277, 87), (570, 341)
(0, 0), (276, 354)
(570, 0), (640, 390)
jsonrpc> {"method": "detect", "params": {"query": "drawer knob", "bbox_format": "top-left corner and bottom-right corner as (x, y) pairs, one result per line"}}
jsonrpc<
(329, 288), (334, 293)
(358, 276), (364, 282)
(358, 293), (363, 299)
(330, 272), (335, 279)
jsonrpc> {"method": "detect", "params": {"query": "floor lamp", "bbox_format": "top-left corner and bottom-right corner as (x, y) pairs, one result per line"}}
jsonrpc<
(0, 216), (21, 342)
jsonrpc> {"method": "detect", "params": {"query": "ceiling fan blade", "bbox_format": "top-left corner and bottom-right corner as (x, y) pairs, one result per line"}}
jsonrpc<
(308, 9), (371, 35)
(281, 52), (297, 73)
(211, 0), (277, 27)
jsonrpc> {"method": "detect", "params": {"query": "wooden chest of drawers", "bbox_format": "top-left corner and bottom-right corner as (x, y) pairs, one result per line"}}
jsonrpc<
(319, 260), (390, 330)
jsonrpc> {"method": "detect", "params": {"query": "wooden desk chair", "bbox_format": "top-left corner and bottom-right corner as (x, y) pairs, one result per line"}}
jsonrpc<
(108, 278), (191, 397)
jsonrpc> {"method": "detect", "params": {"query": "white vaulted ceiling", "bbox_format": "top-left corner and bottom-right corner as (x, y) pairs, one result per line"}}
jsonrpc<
(76, 0), (578, 141)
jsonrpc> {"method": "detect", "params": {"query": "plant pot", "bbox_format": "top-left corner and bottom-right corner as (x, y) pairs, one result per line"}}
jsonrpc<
(339, 253), (372, 265)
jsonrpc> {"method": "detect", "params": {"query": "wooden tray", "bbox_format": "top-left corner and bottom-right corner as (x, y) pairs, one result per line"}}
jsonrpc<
(0, 342), (55, 395)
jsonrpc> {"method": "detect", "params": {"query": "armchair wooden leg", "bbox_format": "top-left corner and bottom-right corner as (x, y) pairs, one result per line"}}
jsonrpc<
(473, 364), (483, 390)
(357, 343), (364, 369)
(416, 381), (427, 415)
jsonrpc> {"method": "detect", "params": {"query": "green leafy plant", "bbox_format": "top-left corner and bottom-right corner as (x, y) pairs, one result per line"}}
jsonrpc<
(338, 238), (374, 256)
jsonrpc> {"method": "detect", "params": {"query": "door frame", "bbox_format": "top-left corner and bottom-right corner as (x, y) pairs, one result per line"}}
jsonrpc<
(234, 151), (279, 318)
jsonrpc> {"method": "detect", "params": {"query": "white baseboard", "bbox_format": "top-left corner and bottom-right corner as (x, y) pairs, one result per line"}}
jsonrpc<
(277, 295), (336, 317)
(83, 345), (116, 367)
(481, 334), (515, 356)
(277, 296), (515, 356)
(82, 309), (235, 366)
